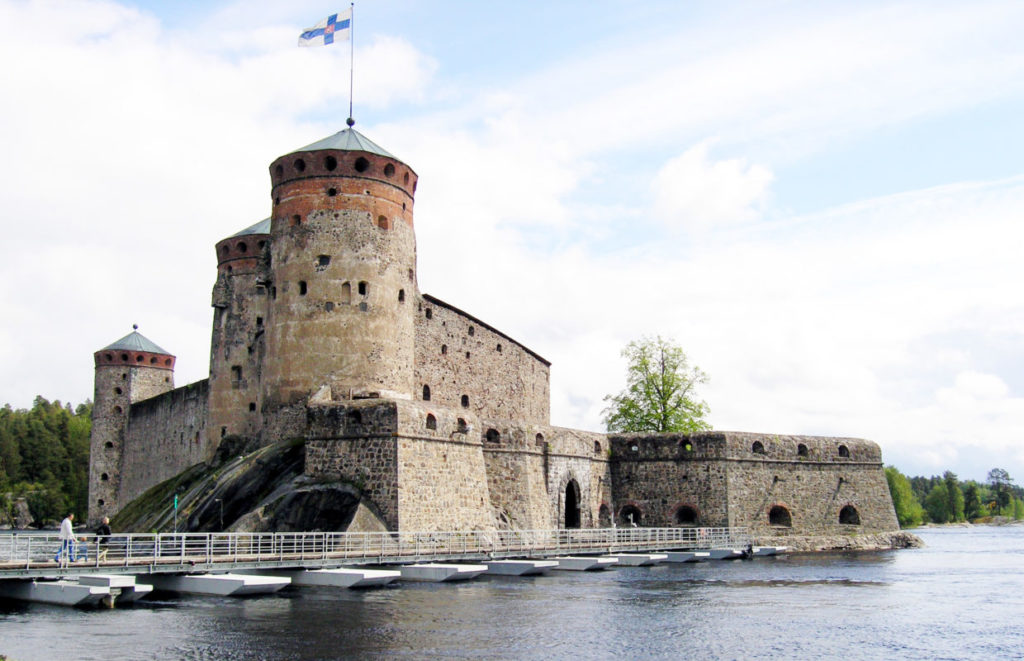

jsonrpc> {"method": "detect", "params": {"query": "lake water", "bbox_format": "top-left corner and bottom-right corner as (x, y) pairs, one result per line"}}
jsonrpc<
(1, 526), (1022, 660)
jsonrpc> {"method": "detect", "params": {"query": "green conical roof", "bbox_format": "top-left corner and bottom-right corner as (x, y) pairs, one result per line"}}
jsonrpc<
(229, 217), (270, 238)
(295, 128), (396, 159)
(101, 327), (171, 355)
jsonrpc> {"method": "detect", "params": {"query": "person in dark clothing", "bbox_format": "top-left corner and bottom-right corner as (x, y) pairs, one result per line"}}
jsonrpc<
(95, 517), (112, 561)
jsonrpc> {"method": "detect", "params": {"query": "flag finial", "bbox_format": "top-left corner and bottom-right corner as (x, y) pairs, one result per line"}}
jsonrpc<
(346, 117), (355, 128)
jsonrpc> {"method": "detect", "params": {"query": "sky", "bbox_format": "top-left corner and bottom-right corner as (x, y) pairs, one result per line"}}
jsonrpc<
(1, 0), (1023, 483)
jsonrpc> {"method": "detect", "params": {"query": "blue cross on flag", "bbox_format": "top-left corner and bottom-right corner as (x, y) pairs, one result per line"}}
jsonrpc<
(298, 9), (352, 47)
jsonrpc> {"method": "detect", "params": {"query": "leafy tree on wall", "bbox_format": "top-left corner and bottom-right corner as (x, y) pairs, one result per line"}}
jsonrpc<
(603, 336), (711, 434)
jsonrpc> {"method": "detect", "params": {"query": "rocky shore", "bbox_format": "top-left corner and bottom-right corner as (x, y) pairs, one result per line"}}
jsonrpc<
(756, 530), (925, 552)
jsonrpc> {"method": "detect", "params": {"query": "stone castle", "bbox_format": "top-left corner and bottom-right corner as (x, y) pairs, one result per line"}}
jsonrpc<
(87, 127), (900, 542)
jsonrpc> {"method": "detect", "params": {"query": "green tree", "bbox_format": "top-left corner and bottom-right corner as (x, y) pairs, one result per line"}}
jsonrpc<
(603, 336), (710, 433)
(943, 471), (965, 522)
(885, 466), (925, 527)
(924, 482), (951, 523)
(987, 468), (1014, 510)
(963, 482), (983, 520)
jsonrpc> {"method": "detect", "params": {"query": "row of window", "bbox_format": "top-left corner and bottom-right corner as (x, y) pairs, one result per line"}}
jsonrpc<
(100, 352), (172, 367)
(749, 440), (853, 459)
(274, 154), (415, 192)
(220, 238), (267, 259)
(604, 503), (862, 528)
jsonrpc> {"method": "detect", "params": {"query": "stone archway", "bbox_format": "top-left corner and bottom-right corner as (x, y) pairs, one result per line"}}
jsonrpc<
(564, 479), (581, 528)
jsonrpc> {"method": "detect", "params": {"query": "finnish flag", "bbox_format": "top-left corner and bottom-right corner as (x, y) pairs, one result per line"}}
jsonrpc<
(298, 9), (351, 47)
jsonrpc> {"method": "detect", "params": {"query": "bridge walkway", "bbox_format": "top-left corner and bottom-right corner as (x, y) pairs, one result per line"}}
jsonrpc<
(0, 527), (750, 580)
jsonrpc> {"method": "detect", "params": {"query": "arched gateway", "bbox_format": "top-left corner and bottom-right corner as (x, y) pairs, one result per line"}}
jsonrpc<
(564, 479), (581, 528)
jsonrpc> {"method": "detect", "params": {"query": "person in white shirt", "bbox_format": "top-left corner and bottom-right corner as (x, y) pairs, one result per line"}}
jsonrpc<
(53, 513), (84, 565)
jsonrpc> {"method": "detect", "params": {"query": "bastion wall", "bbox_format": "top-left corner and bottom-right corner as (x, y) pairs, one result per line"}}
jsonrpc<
(608, 432), (899, 535)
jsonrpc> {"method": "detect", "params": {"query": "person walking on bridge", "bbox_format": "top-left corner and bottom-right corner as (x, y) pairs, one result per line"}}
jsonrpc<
(54, 513), (77, 566)
(95, 517), (112, 561)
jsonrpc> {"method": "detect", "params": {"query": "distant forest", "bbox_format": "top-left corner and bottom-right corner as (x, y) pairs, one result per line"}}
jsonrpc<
(886, 466), (1024, 528)
(2, 396), (1023, 529)
(0, 397), (91, 525)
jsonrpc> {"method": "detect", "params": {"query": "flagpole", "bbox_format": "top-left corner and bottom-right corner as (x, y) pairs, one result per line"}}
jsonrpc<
(347, 2), (355, 127)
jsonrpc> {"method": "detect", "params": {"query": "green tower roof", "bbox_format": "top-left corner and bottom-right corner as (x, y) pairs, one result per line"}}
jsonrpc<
(295, 127), (397, 159)
(101, 327), (172, 356)
(229, 217), (271, 238)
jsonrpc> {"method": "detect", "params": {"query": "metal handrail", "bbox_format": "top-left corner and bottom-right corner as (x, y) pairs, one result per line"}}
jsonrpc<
(0, 527), (750, 575)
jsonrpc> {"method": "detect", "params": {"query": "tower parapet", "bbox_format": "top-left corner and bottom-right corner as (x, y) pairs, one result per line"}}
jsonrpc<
(88, 326), (175, 523)
(262, 128), (419, 408)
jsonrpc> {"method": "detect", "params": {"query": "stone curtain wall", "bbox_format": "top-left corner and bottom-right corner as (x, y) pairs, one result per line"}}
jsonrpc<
(479, 423), (609, 530)
(609, 433), (732, 527)
(721, 432), (899, 536)
(414, 295), (551, 426)
(118, 380), (210, 511)
(479, 423), (555, 530)
(609, 432), (900, 535)
(394, 401), (495, 531)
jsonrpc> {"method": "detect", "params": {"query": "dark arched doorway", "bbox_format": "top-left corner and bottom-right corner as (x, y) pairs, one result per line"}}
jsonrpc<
(564, 479), (581, 528)
(839, 504), (861, 525)
(619, 504), (642, 527)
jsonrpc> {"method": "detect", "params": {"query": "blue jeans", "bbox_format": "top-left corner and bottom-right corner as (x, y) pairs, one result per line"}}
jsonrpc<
(54, 539), (73, 563)
(54, 540), (87, 562)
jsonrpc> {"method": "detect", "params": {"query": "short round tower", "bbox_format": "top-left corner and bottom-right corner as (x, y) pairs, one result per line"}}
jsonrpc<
(261, 128), (419, 408)
(88, 326), (176, 523)
(208, 218), (271, 447)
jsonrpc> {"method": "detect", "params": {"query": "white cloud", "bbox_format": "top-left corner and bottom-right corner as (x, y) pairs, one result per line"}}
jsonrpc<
(651, 140), (773, 230)
(2, 0), (1024, 485)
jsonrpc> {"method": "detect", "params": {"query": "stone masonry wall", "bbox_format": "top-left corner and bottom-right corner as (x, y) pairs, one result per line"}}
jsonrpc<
(208, 231), (270, 451)
(414, 294), (550, 426)
(479, 422), (608, 530)
(118, 380), (209, 510)
(608, 432), (899, 536)
(304, 401), (400, 529)
(722, 432), (899, 538)
(394, 401), (495, 531)
(609, 433), (731, 527)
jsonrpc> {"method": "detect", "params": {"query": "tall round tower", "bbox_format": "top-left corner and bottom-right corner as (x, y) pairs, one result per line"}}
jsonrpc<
(88, 326), (176, 523)
(208, 218), (271, 448)
(262, 127), (419, 409)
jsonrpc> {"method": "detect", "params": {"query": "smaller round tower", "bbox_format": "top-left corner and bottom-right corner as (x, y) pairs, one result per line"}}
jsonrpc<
(208, 218), (271, 450)
(88, 326), (176, 523)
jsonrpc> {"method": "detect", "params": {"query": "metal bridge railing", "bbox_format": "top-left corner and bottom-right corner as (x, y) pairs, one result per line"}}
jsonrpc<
(0, 527), (750, 574)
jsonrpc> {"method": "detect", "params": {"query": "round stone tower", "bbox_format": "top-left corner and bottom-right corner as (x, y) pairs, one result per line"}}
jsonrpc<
(88, 326), (176, 523)
(262, 127), (419, 409)
(208, 218), (271, 447)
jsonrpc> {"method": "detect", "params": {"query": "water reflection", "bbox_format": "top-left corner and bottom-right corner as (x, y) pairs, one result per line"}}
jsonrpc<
(1, 528), (1023, 660)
